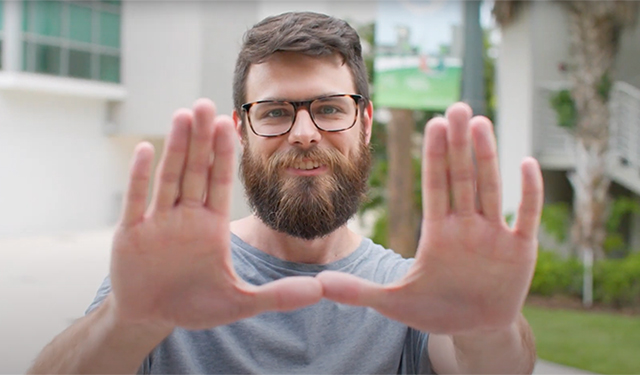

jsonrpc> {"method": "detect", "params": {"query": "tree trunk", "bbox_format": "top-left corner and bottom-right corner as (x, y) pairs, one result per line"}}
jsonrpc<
(564, 3), (618, 261)
(387, 109), (418, 258)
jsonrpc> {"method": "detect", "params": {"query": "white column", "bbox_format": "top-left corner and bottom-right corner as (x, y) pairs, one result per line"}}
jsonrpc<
(496, 3), (534, 219)
(2, 0), (22, 72)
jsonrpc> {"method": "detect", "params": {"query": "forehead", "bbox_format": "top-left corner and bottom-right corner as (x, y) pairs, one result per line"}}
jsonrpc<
(245, 52), (356, 103)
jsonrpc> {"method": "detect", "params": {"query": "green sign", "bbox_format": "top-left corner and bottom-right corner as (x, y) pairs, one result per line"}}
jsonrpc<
(374, 0), (462, 111)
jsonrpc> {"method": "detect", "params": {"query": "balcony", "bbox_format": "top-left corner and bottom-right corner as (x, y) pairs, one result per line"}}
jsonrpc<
(534, 81), (640, 195)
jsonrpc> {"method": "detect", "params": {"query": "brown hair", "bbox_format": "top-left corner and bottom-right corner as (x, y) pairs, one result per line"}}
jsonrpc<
(233, 12), (370, 115)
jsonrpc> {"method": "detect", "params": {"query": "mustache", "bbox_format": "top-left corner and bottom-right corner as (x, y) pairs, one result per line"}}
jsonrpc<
(264, 147), (346, 174)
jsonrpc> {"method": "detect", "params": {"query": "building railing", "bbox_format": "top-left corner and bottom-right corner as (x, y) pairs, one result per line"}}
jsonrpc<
(534, 81), (576, 163)
(535, 81), (640, 173)
(610, 82), (640, 171)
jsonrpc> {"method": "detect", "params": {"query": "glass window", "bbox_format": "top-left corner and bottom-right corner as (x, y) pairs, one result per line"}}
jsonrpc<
(33, 1), (62, 37)
(22, 1), (28, 32)
(100, 54), (119, 83)
(22, 1), (121, 83)
(69, 49), (92, 79)
(69, 5), (92, 43)
(34, 44), (61, 75)
(22, 40), (29, 71)
(1, 0), (4, 70)
(100, 12), (120, 48)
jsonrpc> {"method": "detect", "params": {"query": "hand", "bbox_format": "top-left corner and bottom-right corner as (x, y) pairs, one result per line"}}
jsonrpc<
(110, 99), (322, 331)
(318, 103), (543, 334)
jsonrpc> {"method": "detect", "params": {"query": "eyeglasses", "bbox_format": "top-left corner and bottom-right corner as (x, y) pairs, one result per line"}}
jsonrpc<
(241, 94), (364, 137)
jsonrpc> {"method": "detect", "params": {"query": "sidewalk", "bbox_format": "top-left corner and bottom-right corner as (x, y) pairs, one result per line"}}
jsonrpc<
(0, 229), (113, 374)
(0, 228), (597, 374)
(534, 360), (596, 374)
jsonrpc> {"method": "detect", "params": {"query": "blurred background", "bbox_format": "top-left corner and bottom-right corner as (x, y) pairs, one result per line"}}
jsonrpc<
(0, 1), (639, 374)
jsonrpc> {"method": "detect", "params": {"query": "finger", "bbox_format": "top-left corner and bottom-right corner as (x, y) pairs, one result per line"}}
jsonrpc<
(422, 117), (450, 220)
(121, 142), (154, 226)
(513, 158), (544, 239)
(151, 111), (191, 212)
(316, 271), (388, 308)
(180, 99), (216, 206)
(246, 276), (323, 313)
(205, 116), (236, 215)
(470, 116), (502, 220)
(446, 103), (475, 215)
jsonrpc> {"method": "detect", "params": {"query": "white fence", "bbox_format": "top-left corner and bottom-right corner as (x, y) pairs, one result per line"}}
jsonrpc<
(610, 82), (640, 171)
(535, 81), (640, 173)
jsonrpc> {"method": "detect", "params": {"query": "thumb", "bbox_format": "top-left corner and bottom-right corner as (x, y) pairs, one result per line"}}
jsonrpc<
(316, 271), (388, 308)
(249, 276), (323, 313)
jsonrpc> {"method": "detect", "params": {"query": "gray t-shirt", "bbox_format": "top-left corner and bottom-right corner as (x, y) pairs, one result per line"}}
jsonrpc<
(87, 234), (433, 374)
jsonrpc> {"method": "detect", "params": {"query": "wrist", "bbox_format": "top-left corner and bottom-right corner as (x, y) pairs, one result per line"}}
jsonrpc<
(451, 315), (535, 374)
(102, 294), (175, 348)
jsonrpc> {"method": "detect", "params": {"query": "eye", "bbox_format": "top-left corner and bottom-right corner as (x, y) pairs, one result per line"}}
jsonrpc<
(266, 108), (286, 118)
(317, 106), (340, 115)
(255, 104), (292, 120)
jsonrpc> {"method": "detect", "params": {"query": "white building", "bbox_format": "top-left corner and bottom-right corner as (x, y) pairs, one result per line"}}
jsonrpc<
(0, 1), (377, 239)
(496, 1), (640, 249)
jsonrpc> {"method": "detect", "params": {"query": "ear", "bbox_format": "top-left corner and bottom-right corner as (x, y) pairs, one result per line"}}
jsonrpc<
(362, 100), (374, 145)
(232, 109), (245, 146)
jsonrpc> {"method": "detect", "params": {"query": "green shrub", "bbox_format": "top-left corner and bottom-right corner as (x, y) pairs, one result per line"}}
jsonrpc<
(530, 250), (582, 296)
(370, 211), (388, 249)
(530, 250), (640, 308)
(593, 253), (640, 308)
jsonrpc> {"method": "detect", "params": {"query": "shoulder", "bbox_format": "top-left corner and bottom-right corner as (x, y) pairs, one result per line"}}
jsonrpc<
(356, 238), (415, 284)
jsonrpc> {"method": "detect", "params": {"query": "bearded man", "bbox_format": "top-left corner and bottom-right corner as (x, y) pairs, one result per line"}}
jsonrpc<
(28, 12), (542, 375)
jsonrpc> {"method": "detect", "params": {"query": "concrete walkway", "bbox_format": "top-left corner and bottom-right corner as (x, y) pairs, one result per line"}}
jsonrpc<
(0, 228), (596, 374)
(534, 360), (596, 374)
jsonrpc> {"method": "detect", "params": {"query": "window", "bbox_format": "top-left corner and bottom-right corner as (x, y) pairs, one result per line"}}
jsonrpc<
(22, 0), (121, 82)
(0, 0), (4, 69)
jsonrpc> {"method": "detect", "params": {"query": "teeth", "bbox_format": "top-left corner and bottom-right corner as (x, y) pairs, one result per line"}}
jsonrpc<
(293, 161), (321, 170)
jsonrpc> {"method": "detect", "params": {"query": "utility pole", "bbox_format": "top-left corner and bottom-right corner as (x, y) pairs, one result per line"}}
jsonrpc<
(461, 0), (486, 116)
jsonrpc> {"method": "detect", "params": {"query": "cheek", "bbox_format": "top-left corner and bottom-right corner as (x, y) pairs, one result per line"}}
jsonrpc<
(334, 133), (361, 158)
(247, 138), (282, 162)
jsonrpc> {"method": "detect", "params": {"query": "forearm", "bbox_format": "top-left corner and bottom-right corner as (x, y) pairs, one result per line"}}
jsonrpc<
(27, 294), (172, 374)
(452, 314), (536, 374)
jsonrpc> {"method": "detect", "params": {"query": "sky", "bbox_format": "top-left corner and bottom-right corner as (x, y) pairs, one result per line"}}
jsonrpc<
(376, 0), (496, 55)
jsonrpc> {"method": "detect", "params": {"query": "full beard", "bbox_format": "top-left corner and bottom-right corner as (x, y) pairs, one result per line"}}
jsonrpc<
(240, 134), (371, 240)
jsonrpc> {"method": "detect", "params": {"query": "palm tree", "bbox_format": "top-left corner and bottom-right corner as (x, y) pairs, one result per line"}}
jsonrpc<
(493, 0), (639, 306)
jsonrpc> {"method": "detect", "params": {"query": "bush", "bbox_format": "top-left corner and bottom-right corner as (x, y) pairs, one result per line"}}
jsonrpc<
(530, 250), (640, 308)
(594, 253), (640, 308)
(530, 250), (582, 297)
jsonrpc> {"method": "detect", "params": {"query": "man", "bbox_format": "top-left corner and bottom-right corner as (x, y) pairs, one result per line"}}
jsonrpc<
(28, 12), (542, 374)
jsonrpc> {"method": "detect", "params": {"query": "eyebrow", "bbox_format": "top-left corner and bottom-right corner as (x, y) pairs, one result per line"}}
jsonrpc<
(258, 92), (345, 102)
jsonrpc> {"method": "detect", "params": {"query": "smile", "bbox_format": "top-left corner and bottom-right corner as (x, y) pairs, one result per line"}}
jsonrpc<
(292, 161), (322, 170)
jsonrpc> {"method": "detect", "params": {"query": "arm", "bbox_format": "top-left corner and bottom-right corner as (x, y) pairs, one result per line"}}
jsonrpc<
(27, 295), (171, 374)
(28, 99), (322, 373)
(318, 103), (543, 372)
(428, 314), (536, 374)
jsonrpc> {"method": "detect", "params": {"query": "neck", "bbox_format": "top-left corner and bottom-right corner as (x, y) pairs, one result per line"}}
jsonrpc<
(230, 215), (362, 264)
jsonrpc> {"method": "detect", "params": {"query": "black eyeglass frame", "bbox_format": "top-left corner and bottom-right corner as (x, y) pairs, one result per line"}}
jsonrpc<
(241, 93), (365, 138)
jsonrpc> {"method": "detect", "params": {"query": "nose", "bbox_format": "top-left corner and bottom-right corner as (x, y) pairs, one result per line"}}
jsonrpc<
(287, 109), (321, 149)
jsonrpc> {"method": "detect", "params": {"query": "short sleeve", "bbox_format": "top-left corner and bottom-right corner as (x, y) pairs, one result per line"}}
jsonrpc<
(84, 275), (151, 374)
(85, 275), (112, 315)
(400, 328), (434, 374)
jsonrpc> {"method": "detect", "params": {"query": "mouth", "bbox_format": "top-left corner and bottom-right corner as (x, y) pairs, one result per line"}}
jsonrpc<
(285, 160), (328, 176)
(292, 160), (323, 170)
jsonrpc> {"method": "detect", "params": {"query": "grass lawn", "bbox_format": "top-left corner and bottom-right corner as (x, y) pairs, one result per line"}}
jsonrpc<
(523, 305), (640, 374)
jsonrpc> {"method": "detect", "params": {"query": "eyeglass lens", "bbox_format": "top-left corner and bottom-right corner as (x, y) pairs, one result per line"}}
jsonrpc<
(248, 96), (357, 136)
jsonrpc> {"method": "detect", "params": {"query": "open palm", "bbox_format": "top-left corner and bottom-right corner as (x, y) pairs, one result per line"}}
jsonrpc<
(318, 103), (543, 334)
(110, 99), (322, 331)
